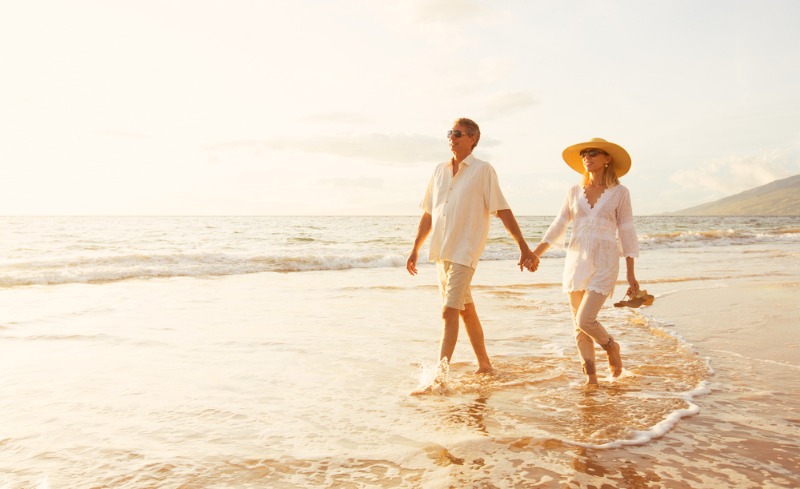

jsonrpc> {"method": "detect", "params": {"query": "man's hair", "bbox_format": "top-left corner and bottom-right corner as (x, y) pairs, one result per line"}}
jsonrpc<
(454, 117), (480, 150)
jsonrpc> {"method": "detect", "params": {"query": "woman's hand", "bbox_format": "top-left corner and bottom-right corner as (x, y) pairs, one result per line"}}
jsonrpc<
(626, 273), (640, 297)
(625, 257), (639, 296)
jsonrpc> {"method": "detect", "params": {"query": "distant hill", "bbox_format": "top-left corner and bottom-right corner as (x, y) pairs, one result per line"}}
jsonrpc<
(667, 174), (800, 216)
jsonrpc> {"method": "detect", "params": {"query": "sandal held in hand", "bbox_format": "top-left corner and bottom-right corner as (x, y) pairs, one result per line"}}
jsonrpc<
(614, 290), (654, 308)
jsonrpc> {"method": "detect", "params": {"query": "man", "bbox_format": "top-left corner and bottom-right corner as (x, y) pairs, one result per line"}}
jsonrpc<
(407, 117), (538, 375)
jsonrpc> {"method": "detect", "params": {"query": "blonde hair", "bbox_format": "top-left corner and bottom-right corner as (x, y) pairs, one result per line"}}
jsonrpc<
(581, 158), (621, 187)
(454, 117), (480, 150)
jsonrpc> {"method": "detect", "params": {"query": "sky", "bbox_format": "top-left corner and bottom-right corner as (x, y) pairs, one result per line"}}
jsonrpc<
(2, 0), (799, 216)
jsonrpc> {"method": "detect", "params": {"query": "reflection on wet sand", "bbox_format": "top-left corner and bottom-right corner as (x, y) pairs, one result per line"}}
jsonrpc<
(445, 396), (489, 435)
(412, 307), (710, 449)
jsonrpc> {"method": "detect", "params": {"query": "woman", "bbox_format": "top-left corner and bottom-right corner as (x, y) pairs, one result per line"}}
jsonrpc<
(532, 137), (641, 385)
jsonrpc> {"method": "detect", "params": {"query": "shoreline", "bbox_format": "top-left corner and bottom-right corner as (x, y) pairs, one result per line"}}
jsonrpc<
(1, 242), (799, 488)
(620, 276), (800, 487)
(466, 247), (800, 487)
(644, 278), (800, 365)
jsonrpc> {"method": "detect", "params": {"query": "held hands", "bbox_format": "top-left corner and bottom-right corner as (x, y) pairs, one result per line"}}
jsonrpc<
(410, 248), (540, 274)
(518, 250), (539, 272)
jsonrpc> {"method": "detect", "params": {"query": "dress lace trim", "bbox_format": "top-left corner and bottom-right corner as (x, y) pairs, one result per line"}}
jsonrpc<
(581, 185), (612, 209)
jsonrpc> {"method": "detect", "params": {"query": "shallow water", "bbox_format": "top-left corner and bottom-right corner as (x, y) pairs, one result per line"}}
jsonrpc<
(1, 216), (799, 487)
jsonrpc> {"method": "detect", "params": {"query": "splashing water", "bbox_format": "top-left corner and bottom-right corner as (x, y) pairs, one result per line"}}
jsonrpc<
(412, 358), (453, 396)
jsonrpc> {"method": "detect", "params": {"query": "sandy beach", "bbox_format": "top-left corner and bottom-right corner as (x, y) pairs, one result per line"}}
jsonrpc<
(389, 244), (800, 488)
(563, 276), (800, 488)
(1, 216), (799, 488)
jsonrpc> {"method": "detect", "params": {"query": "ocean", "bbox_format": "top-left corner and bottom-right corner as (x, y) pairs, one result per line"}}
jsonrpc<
(1, 215), (799, 488)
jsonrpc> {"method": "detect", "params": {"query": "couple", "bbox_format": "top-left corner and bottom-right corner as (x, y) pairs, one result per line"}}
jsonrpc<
(406, 118), (641, 386)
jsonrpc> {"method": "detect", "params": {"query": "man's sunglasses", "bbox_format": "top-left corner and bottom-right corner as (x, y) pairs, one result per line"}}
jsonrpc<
(580, 149), (608, 158)
(447, 130), (470, 138)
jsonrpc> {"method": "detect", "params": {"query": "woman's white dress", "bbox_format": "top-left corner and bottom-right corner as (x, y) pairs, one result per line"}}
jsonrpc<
(541, 184), (639, 296)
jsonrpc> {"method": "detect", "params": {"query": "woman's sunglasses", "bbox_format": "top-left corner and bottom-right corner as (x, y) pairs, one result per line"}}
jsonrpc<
(580, 149), (608, 158)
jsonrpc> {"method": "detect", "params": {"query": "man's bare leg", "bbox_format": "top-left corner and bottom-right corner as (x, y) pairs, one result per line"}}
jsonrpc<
(461, 303), (493, 373)
(439, 306), (460, 366)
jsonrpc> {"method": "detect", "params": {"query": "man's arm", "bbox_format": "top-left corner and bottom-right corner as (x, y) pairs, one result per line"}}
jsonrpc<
(496, 209), (537, 272)
(407, 213), (432, 276)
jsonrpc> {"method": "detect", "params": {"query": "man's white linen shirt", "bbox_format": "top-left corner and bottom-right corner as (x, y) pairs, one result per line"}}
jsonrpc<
(421, 154), (510, 269)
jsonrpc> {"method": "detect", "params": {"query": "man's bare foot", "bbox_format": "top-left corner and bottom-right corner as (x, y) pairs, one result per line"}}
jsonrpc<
(475, 365), (493, 374)
(411, 358), (451, 395)
(410, 384), (433, 396)
(585, 373), (599, 385)
(603, 337), (623, 377)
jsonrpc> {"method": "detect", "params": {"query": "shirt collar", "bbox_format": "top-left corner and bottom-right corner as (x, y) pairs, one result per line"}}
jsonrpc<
(451, 153), (475, 167)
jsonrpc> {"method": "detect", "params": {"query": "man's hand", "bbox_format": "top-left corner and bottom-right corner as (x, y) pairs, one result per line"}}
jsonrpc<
(407, 250), (419, 276)
(408, 213), (432, 276)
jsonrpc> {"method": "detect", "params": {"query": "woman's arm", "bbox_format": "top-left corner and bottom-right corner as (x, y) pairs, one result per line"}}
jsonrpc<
(532, 241), (550, 259)
(625, 256), (640, 296)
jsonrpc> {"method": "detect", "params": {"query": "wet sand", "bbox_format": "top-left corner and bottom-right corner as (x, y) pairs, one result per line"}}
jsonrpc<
(567, 277), (800, 488)
(1, 243), (798, 488)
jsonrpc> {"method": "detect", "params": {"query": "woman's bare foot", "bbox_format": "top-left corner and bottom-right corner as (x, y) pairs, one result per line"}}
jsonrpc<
(602, 337), (623, 377)
(582, 360), (597, 385)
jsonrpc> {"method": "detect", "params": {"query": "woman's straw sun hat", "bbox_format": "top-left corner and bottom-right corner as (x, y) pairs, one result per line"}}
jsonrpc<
(562, 137), (631, 177)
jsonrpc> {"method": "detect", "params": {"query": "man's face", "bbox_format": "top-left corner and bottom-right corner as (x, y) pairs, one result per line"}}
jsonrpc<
(448, 124), (475, 154)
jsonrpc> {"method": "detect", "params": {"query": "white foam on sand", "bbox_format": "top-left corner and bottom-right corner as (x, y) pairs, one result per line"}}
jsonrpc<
(561, 379), (712, 449)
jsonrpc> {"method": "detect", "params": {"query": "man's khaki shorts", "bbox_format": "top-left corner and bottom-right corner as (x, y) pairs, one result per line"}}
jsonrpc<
(436, 261), (475, 310)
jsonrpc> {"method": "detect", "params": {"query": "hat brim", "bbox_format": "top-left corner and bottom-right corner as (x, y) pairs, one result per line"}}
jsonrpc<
(562, 139), (631, 177)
